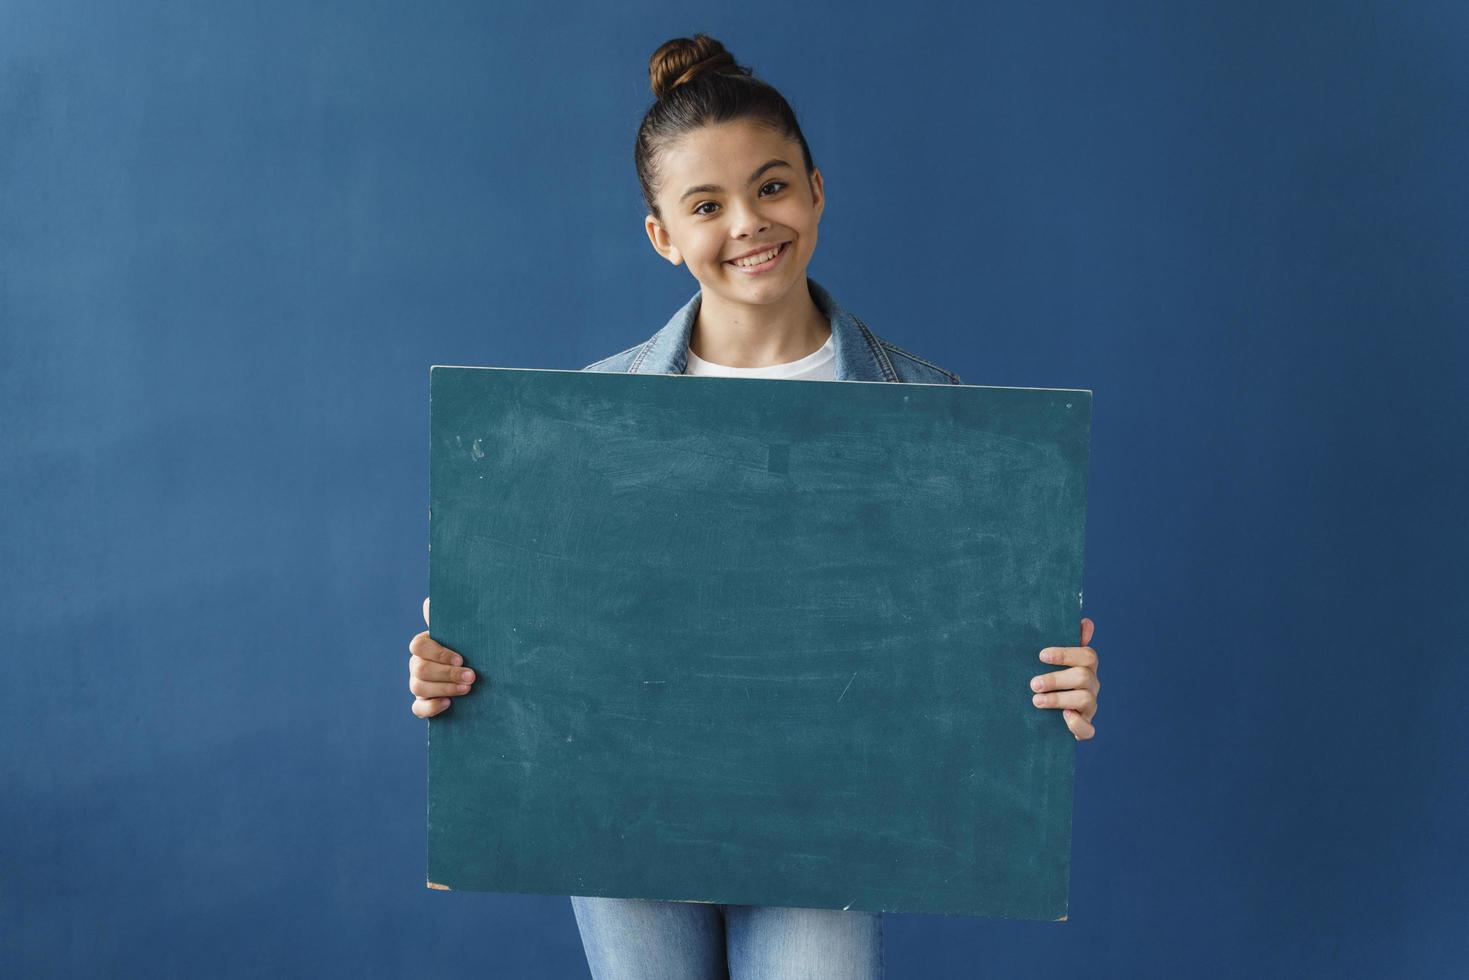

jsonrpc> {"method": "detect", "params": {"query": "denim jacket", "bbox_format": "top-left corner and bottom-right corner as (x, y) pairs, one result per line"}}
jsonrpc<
(580, 277), (963, 385)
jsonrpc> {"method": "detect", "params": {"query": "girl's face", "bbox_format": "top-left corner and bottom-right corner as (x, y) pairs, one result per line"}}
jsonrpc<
(645, 119), (824, 311)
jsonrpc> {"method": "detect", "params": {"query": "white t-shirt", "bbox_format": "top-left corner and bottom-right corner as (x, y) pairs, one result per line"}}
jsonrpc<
(683, 335), (836, 380)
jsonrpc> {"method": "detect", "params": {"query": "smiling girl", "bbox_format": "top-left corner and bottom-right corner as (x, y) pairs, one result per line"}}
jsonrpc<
(407, 32), (1101, 979)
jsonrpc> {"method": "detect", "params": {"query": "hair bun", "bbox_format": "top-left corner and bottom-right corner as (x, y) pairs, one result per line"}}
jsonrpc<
(648, 33), (750, 100)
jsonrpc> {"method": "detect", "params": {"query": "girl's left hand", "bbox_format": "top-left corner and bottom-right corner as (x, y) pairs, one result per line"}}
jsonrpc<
(1030, 617), (1101, 740)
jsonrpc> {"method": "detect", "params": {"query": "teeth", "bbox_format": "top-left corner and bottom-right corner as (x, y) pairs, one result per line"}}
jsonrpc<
(732, 244), (781, 267)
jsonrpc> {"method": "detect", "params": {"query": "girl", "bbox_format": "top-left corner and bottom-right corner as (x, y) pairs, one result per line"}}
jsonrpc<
(408, 33), (1102, 979)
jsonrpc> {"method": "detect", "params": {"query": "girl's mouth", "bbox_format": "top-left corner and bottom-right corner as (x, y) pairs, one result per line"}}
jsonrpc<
(725, 241), (790, 275)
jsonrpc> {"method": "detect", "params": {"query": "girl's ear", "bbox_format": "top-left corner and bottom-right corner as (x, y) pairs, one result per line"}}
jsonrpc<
(809, 168), (825, 223)
(645, 215), (683, 266)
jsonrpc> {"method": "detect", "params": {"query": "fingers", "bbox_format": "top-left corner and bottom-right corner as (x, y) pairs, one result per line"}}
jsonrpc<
(408, 624), (479, 708)
(413, 657), (475, 684)
(409, 656), (478, 699)
(1031, 687), (1096, 714)
(1030, 666), (1099, 695)
(1032, 635), (1101, 739)
(410, 677), (473, 699)
(1064, 708), (1096, 740)
(1036, 633), (1100, 740)
(410, 630), (463, 668)
(411, 655), (476, 686)
(423, 596), (431, 628)
(1030, 671), (1100, 739)
(1038, 644), (1098, 671)
(412, 696), (453, 718)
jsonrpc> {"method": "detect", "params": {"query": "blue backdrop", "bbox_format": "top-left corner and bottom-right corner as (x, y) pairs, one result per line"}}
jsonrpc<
(3, 1), (1464, 976)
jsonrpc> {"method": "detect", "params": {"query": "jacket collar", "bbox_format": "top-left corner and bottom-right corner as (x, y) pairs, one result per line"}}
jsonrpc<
(626, 276), (899, 382)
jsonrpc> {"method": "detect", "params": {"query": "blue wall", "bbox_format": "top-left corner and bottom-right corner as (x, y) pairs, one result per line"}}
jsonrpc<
(3, 1), (1464, 976)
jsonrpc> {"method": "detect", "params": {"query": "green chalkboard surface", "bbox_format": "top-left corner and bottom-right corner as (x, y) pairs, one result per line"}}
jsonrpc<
(426, 367), (1091, 921)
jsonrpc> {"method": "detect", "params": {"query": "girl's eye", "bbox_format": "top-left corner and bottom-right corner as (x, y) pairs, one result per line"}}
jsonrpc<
(692, 182), (787, 216)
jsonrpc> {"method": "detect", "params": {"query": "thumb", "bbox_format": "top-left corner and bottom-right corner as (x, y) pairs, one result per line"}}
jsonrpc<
(423, 596), (431, 628)
(1080, 617), (1094, 648)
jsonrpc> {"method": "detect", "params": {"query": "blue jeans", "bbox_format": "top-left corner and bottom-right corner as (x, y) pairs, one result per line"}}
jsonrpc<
(570, 895), (884, 979)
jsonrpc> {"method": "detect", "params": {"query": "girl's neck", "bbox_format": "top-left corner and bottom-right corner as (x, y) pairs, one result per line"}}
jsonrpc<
(688, 280), (832, 369)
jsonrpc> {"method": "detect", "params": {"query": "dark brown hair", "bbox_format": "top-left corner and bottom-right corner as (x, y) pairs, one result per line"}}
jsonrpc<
(635, 34), (817, 219)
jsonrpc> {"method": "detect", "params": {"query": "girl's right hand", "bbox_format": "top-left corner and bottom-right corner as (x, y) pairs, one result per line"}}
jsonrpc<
(409, 596), (478, 718)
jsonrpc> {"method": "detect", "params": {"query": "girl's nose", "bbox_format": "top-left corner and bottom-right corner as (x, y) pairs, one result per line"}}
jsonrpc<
(728, 204), (771, 239)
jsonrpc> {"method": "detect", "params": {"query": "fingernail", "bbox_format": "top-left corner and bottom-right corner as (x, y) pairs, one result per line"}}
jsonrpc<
(1030, 678), (1044, 692)
(456, 684), (469, 693)
(452, 655), (463, 666)
(1039, 650), (1055, 662)
(1033, 694), (1047, 706)
(460, 670), (475, 683)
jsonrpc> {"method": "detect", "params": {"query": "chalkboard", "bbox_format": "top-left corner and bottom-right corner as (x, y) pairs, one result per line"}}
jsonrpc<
(426, 366), (1091, 920)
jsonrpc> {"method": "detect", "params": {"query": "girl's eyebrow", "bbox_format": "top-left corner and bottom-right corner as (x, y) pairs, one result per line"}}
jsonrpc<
(679, 159), (791, 202)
